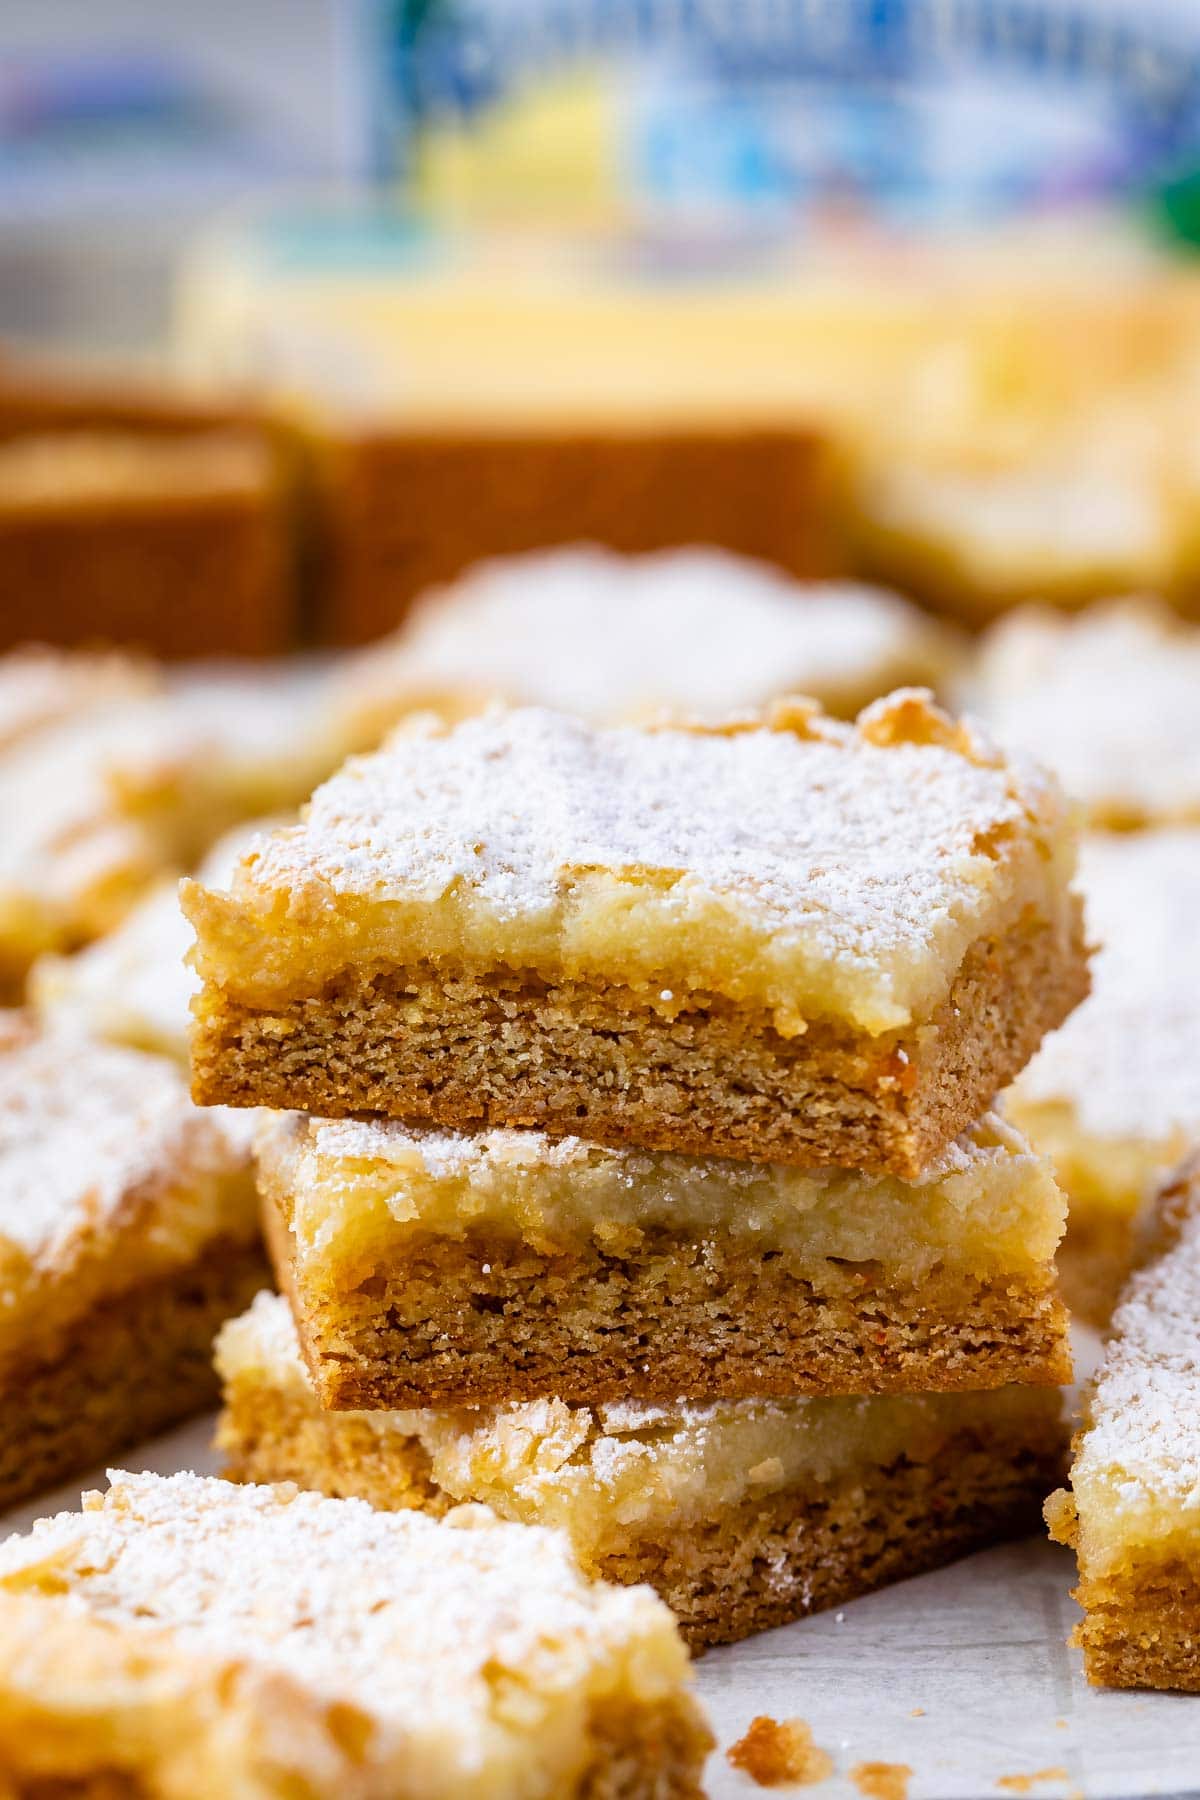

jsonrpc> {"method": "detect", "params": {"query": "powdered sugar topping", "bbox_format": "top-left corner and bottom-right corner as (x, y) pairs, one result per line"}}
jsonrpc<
(1075, 1159), (1200, 1513)
(0, 1469), (675, 1747)
(1011, 830), (1200, 1144)
(0, 1017), (249, 1267)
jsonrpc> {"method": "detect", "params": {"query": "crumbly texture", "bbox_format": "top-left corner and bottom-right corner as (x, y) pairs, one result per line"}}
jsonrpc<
(0, 1236), (267, 1511)
(1046, 1152), (1200, 1691)
(0, 1016), (262, 1495)
(850, 1762), (912, 1800)
(968, 599), (1200, 828)
(332, 544), (956, 745)
(1007, 830), (1200, 1323)
(185, 692), (1081, 1034)
(725, 1717), (833, 1787)
(0, 1470), (711, 1799)
(217, 1290), (1066, 1649)
(257, 1105), (1069, 1407)
(195, 903), (1087, 1180)
(307, 423), (843, 646)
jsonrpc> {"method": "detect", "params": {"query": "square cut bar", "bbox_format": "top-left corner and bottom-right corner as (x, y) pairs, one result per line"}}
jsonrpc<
(186, 692), (1088, 1178)
(0, 1469), (711, 1799)
(0, 1014), (265, 1510)
(1007, 830), (1200, 1325)
(1047, 1152), (1200, 1692)
(218, 1291), (1067, 1650)
(257, 1108), (1070, 1409)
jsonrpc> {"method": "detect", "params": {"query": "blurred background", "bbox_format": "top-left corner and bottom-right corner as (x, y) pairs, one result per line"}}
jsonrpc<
(5, 0), (1200, 654)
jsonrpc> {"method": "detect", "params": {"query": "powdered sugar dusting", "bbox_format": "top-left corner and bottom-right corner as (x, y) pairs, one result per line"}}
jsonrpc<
(0, 1016), (250, 1266)
(345, 545), (951, 723)
(0, 1469), (676, 1745)
(1010, 831), (1200, 1143)
(237, 702), (1058, 1023)
(970, 600), (1200, 824)
(1075, 1158), (1200, 1510)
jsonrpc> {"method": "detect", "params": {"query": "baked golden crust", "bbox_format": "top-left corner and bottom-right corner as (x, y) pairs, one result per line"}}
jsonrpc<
(1046, 1152), (1200, 1691)
(0, 1236), (267, 1512)
(254, 1098), (1069, 1408)
(194, 902), (1087, 1181)
(217, 1293), (1066, 1650)
(0, 1471), (712, 1799)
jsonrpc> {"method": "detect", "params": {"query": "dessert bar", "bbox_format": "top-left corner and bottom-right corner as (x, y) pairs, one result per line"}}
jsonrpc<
(0, 1469), (712, 1797)
(187, 692), (1088, 1177)
(332, 545), (957, 747)
(31, 817), (282, 1064)
(1007, 830), (1200, 1323)
(217, 1291), (1067, 1649)
(968, 599), (1200, 829)
(0, 671), (338, 998)
(0, 1015), (264, 1509)
(1047, 1152), (1200, 1691)
(257, 1111), (1070, 1408)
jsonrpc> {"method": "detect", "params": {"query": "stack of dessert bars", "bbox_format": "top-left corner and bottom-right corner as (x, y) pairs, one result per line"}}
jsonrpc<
(186, 690), (1090, 1649)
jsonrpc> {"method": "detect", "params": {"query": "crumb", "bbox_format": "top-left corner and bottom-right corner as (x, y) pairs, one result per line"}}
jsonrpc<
(910, 1708), (925, 1718)
(851, 1763), (912, 1800)
(727, 1716), (835, 1787)
(1054, 1720), (1067, 1730)
(996, 1771), (1070, 1793)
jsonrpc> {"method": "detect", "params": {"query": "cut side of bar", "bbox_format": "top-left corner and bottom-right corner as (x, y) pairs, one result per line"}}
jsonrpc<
(186, 694), (1088, 1178)
(0, 1014), (264, 1508)
(218, 1292), (1067, 1650)
(1046, 1151), (1200, 1691)
(0, 1469), (712, 1799)
(257, 1109), (1070, 1409)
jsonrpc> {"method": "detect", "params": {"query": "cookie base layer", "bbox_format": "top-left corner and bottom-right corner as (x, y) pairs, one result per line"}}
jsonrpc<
(220, 1373), (1064, 1650)
(192, 906), (1088, 1179)
(1047, 1495), (1200, 1693)
(0, 1238), (268, 1512)
(265, 1197), (1070, 1408)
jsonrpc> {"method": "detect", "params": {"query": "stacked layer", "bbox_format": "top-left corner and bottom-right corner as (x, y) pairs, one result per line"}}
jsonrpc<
(188, 690), (1087, 1646)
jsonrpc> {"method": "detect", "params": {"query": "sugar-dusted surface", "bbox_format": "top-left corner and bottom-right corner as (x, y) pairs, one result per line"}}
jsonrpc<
(265, 1108), (1064, 1274)
(969, 599), (1200, 825)
(0, 1015), (252, 1272)
(0, 1468), (705, 1796)
(335, 545), (954, 732)
(1064, 1154), (1200, 1555)
(195, 694), (1076, 1034)
(1009, 831), (1200, 1147)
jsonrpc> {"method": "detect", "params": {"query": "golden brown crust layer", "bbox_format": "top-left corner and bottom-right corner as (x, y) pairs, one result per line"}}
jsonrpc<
(193, 905), (1088, 1180)
(263, 1193), (1070, 1408)
(220, 1368), (1064, 1650)
(306, 423), (844, 645)
(0, 1237), (268, 1512)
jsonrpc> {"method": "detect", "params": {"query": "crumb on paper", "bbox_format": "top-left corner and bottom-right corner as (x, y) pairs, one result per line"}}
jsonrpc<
(726, 1716), (835, 1787)
(996, 1771), (1070, 1793)
(850, 1762), (912, 1800)
(910, 1708), (925, 1718)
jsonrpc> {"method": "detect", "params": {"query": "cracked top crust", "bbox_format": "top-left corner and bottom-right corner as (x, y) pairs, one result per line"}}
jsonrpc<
(0, 1468), (702, 1799)
(185, 691), (1079, 1036)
